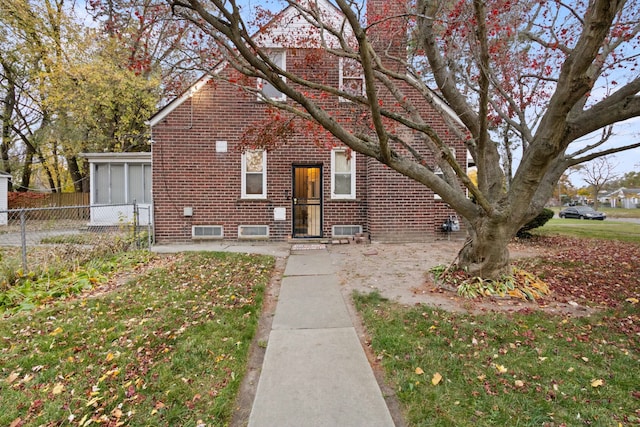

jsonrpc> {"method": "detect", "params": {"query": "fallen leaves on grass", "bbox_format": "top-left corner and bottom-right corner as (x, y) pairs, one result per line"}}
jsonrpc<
(355, 289), (640, 426)
(520, 236), (640, 308)
(0, 252), (274, 426)
(431, 372), (443, 385)
(494, 364), (508, 374)
(51, 383), (65, 395)
(430, 236), (640, 311)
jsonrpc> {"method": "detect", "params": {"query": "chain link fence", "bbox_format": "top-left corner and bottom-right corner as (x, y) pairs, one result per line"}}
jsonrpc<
(1, 203), (153, 274)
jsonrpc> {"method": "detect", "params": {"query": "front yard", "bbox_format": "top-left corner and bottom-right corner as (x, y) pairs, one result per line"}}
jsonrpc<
(0, 251), (274, 426)
(356, 289), (638, 426)
(2, 217), (639, 426)
(355, 232), (640, 426)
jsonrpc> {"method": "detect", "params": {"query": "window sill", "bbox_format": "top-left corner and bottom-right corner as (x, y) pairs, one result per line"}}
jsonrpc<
(328, 197), (360, 202)
(237, 198), (271, 203)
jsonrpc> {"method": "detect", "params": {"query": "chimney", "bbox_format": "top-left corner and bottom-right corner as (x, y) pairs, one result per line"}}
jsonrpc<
(366, 0), (409, 60)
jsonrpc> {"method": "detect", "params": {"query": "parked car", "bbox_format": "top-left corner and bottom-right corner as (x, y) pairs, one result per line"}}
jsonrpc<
(558, 206), (606, 220)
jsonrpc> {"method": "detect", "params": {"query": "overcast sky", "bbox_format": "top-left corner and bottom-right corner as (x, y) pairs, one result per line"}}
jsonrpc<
(570, 116), (640, 188)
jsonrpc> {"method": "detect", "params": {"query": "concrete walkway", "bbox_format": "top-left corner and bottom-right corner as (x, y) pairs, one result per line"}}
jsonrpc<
(248, 247), (395, 427)
(153, 241), (291, 258)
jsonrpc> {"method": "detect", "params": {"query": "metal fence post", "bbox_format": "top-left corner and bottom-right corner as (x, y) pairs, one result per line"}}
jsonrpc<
(133, 201), (139, 248)
(1, 203), (156, 274)
(20, 209), (27, 272)
(147, 207), (152, 249)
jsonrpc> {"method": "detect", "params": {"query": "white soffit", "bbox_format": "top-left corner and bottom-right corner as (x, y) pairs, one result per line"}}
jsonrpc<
(148, 73), (216, 128)
(81, 152), (151, 163)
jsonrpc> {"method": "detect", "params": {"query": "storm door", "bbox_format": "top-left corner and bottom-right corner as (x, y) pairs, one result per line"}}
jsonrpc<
(292, 166), (322, 238)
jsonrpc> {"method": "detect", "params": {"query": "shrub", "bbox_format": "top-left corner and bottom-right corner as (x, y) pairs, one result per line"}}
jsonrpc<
(517, 207), (554, 237)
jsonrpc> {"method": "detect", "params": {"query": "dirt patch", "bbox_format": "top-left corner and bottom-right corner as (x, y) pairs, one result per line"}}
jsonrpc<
(329, 239), (596, 317)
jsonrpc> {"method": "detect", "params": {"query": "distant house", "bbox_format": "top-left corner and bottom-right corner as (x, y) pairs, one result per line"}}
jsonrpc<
(0, 172), (10, 226)
(83, 152), (153, 226)
(601, 188), (640, 209)
(149, 0), (466, 243)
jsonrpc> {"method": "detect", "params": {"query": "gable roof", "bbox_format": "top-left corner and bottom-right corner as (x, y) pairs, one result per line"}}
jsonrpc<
(603, 187), (640, 198)
(148, 0), (463, 131)
(253, 0), (349, 49)
(149, 0), (345, 128)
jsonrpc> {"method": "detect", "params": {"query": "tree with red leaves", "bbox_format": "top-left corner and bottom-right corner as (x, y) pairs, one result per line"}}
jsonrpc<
(86, 0), (196, 97)
(167, 0), (640, 279)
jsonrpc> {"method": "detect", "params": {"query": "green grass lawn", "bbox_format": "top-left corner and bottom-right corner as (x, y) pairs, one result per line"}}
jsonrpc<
(356, 218), (640, 426)
(3, 217), (637, 426)
(0, 251), (274, 426)
(598, 207), (640, 219)
(355, 292), (639, 426)
(534, 217), (640, 243)
(550, 206), (640, 219)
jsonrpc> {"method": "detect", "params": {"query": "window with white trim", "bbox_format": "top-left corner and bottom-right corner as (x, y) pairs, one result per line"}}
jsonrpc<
(192, 225), (224, 239)
(128, 164), (152, 204)
(242, 150), (267, 199)
(258, 50), (286, 101)
(331, 149), (356, 199)
(332, 225), (362, 237)
(339, 58), (364, 101)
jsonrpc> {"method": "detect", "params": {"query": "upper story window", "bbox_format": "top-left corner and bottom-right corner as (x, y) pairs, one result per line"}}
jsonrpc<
(258, 50), (286, 101)
(339, 58), (364, 102)
(242, 150), (267, 199)
(331, 149), (356, 199)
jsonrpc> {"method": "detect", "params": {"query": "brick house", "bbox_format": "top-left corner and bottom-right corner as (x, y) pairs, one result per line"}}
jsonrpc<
(149, 0), (466, 243)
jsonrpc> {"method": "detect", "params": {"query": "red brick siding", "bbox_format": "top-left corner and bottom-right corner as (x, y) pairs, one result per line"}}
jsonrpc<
(152, 77), (365, 242)
(367, 0), (409, 64)
(365, 158), (461, 241)
(152, 48), (464, 243)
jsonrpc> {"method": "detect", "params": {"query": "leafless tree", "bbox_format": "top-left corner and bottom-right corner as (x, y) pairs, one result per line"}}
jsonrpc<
(580, 157), (618, 210)
(165, 0), (640, 278)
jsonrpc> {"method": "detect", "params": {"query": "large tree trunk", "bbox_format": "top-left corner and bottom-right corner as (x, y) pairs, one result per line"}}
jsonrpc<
(457, 217), (515, 279)
(19, 147), (34, 192)
(67, 155), (85, 193)
(41, 149), (57, 192)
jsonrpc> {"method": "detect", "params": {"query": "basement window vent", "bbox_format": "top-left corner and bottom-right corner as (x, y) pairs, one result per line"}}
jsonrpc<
(192, 225), (224, 239)
(332, 225), (362, 237)
(238, 225), (269, 239)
